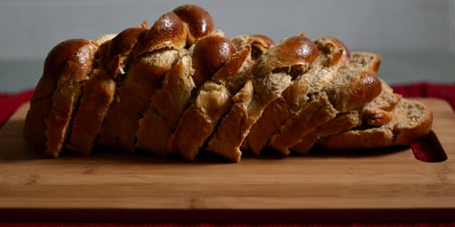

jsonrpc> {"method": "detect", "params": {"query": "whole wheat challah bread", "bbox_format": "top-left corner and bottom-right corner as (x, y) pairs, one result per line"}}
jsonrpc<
(23, 4), (433, 162)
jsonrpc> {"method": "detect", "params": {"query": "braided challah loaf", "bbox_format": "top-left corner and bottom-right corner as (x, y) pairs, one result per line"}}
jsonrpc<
(23, 4), (433, 162)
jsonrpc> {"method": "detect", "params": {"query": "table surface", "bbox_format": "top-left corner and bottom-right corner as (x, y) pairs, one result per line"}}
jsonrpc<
(1, 52), (454, 93)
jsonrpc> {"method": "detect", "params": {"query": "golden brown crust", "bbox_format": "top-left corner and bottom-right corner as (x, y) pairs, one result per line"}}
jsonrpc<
(173, 4), (215, 45)
(104, 25), (147, 78)
(256, 34), (319, 76)
(44, 36), (113, 157)
(191, 35), (236, 86)
(31, 39), (96, 102)
(24, 39), (96, 152)
(344, 71), (382, 111)
(211, 47), (252, 92)
(133, 12), (187, 57)
(65, 42), (116, 154)
(26, 16), (428, 162)
(56, 42), (97, 87)
(23, 39), (97, 157)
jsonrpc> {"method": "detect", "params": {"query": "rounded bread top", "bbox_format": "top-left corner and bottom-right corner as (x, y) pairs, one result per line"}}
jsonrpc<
(33, 38), (97, 101)
(191, 35), (236, 86)
(257, 34), (319, 76)
(173, 4), (215, 45)
(133, 12), (187, 57)
(104, 24), (147, 77)
(314, 37), (350, 68)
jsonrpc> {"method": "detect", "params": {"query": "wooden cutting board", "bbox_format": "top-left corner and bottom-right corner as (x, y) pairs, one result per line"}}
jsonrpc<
(1, 98), (454, 222)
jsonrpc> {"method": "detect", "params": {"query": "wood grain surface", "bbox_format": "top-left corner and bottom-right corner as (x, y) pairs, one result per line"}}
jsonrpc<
(0, 98), (454, 222)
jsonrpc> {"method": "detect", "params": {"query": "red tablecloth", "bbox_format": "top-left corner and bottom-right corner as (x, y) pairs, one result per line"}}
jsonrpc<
(0, 88), (34, 129)
(1, 82), (454, 226)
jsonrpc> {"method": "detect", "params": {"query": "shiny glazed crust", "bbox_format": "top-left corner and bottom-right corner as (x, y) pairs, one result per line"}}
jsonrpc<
(23, 39), (97, 156)
(173, 4), (215, 45)
(23, 5), (433, 161)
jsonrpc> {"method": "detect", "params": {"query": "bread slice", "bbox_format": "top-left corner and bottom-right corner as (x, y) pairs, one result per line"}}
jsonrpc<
(64, 42), (115, 154)
(103, 23), (148, 80)
(268, 52), (383, 155)
(206, 34), (320, 161)
(97, 12), (187, 152)
(246, 37), (350, 155)
(319, 99), (433, 150)
(164, 35), (272, 159)
(135, 35), (236, 156)
(167, 41), (255, 160)
(361, 80), (402, 126)
(45, 35), (116, 157)
(135, 54), (195, 155)
(39, 35), (118, 157)
(23, 39), (97, 154)
(291, 80), (401, 153)
(64, 24), (147, 154)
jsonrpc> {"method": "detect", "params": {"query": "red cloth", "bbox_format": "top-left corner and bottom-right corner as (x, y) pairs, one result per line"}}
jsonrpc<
(0, 83), (454, 226)
(0, 89), (34, 129)
(392, 82), (455, 110)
